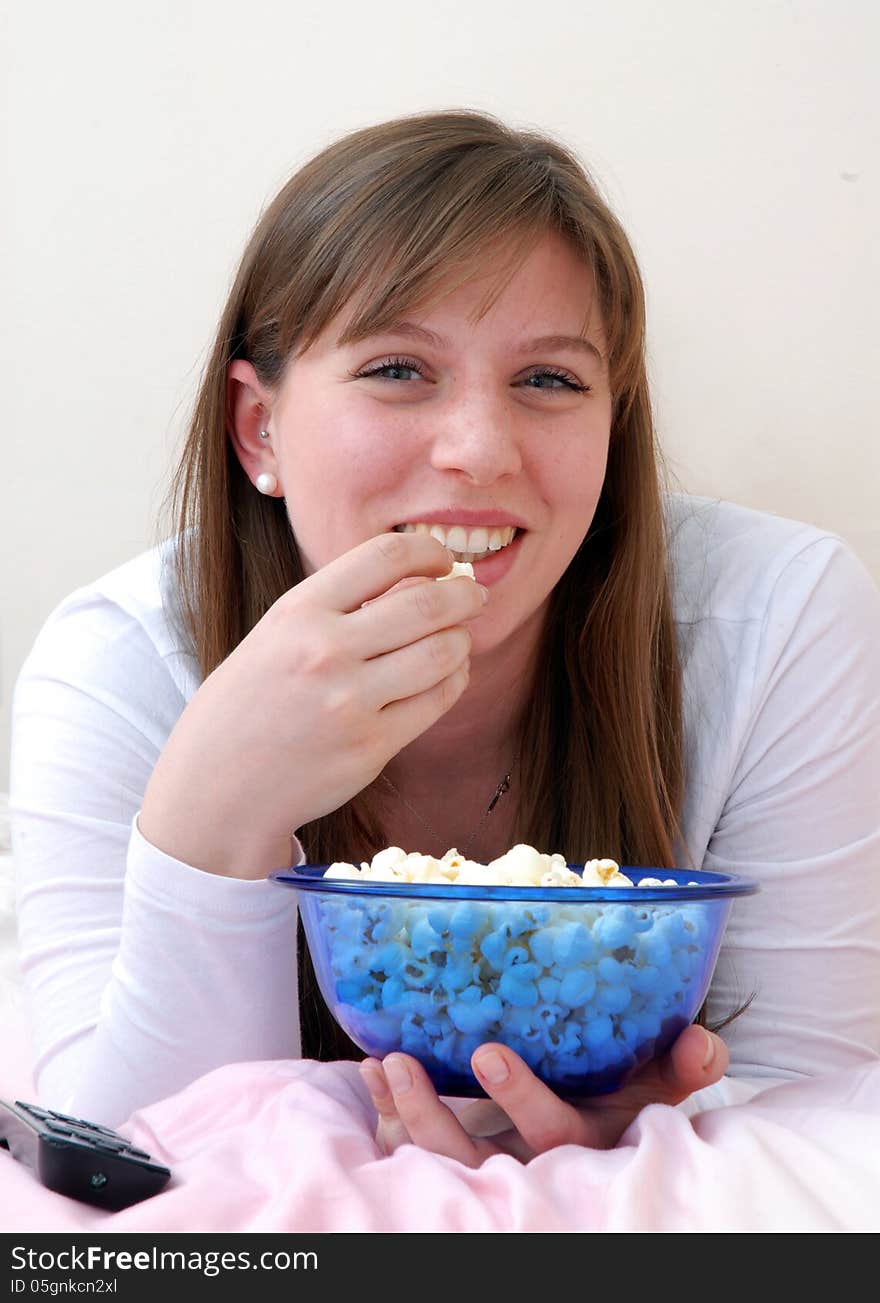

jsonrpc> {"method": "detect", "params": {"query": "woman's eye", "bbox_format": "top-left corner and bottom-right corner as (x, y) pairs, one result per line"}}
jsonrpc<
(353, 356), (425, 382)
(522, 369), (589, 394)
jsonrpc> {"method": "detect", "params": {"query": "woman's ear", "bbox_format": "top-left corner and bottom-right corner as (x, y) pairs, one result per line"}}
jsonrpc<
(226, 359), (279, 486)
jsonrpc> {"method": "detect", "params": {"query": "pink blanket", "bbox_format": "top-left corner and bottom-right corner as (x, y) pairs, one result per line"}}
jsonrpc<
(2, 1011), (878, 1231)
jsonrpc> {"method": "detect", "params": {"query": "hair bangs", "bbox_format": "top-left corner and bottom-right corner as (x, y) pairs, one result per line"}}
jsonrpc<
(288, 153), (565, 359)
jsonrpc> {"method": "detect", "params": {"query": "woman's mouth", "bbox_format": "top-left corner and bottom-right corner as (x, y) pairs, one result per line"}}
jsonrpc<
(392, 520), (525, 587)
(393, 521), (520, 564)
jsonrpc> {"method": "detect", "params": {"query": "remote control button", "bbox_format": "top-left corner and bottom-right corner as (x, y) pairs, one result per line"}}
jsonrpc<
(67, 1115), (119, 1136)
(45, 1120), (75, 1137)
(46, 1120), (127, 1152)
(90, 1137), (128, 1155)
(69, 1128), (129, 1152)
(123, 1145), (152, 1159)
(49, 1109), (82, 1125)
(16, 1101), (53, 1121)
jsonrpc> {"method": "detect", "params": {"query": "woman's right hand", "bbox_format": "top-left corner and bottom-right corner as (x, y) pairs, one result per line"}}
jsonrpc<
(138, 531), (486, 878)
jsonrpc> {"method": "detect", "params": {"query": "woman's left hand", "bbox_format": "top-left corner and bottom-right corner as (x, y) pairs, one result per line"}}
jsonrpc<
(359, 1024), (728, 1165)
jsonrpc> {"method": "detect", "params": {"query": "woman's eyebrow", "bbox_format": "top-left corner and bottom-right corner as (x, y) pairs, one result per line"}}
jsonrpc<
(340, 320), (605, 363)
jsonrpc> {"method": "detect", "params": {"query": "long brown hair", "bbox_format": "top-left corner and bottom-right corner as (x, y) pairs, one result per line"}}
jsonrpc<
(158, 109), (689, 1059)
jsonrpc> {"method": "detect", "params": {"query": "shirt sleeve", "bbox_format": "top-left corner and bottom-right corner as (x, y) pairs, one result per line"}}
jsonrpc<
(700, 536), (880, 1085)
(10, 589), (304, 1127)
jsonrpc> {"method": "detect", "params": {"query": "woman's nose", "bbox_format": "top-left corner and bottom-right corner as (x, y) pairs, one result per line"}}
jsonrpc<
(427, 390), (523, 484)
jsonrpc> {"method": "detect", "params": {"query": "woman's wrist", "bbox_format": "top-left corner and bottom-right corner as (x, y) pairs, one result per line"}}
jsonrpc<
(139, 781), (296, 880)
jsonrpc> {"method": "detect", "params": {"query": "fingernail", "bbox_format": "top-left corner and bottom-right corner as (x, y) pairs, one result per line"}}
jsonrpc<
(478, 584), (490, 604)
(702, 1030), (716, 1068)
(359, 1061), (387, 1101)
(473, 1049), (510, 1085)
(383, 1055), (412, 1094)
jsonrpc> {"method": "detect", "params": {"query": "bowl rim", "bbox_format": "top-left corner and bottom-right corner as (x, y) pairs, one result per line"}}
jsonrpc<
(269, 864), (760, 902)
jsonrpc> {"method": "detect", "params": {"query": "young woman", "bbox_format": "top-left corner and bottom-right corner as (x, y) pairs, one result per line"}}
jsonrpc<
(11, 110), (880, 1163)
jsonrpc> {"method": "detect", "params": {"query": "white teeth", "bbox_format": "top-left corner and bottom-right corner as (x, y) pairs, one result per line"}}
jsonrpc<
(445, 525), (469, 553)
(393, 522), (518, 553)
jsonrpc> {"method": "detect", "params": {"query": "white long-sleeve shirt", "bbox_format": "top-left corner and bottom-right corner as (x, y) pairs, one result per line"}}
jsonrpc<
(10, 494), (880, 1126)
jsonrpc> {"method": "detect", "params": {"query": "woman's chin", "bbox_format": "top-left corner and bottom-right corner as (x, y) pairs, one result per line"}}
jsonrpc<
(465, 598), (548, 662)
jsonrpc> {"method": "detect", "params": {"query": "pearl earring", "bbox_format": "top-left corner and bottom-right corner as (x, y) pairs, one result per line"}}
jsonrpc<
(259, 429), (270, 440)
(256, 472), (278, 495)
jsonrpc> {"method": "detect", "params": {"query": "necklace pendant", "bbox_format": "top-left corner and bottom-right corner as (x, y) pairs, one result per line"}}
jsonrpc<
(486, 774), (511, 814)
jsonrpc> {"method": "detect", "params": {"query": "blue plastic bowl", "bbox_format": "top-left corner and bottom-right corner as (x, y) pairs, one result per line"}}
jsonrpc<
(270, 865), (758, 1098)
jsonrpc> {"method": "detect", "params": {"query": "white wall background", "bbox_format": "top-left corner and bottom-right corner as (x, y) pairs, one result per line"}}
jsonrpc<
(2, 0), (877, 788)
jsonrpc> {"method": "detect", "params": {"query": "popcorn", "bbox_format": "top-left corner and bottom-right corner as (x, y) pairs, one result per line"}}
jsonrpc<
(581, 858), (633, 887)
(325, 843), (700, 889)
(326, 844), (622, 886)
(437, 560), (476, 582)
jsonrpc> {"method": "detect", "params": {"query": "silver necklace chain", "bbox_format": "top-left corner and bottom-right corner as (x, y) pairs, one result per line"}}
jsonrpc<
(379, 751), (520, 858)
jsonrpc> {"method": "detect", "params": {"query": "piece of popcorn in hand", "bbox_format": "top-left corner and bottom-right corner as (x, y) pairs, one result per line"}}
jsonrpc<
(437, 560), (476, 582)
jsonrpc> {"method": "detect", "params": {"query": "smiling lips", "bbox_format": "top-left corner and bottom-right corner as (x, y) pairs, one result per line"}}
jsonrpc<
(393, 521), (519, 563)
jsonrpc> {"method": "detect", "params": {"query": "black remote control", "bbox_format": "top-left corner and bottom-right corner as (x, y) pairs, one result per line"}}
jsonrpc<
(0, 1098), (172, 1211)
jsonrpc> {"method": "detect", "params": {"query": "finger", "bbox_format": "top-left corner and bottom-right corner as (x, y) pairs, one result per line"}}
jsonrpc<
(358, 575), (430, 608)
(359, 1058), (411, 1156)
(378, 660), (472, 746)
(451, 1098), (514, 1139)
(306, 531), (455, 614)
(480, 1128), (537, 1165)
(350, 567), (487, 660)
(363, 625), (472, 711)
(633, 1026), (728, 1105)
(664, 1025), (728, 1091)
(379, 1053), (484, 1168)
(451, 1099), (536, 1163)
(470, 1044), (589, 1155)
(360, 571), (482, 606)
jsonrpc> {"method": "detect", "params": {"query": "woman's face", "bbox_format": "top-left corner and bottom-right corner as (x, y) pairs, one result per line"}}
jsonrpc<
(254, 231), (612, 654)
